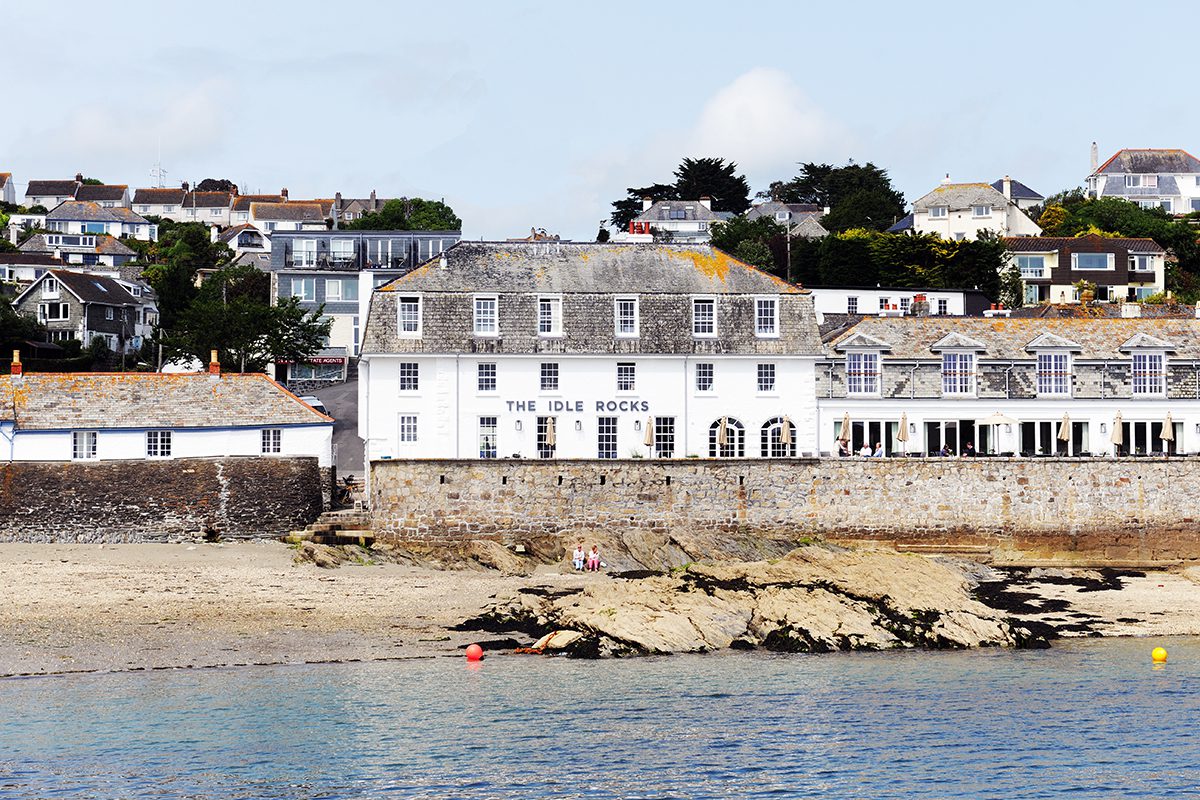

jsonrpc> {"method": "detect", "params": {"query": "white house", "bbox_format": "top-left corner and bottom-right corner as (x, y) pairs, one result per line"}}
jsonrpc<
(45, 201), (157, 241)
(74, 184), (131, 208)
(180, 190), (233, 226)
(19, 233), (138, 271)
(231, 192), (287, 225)
(250, 201), (328, 233)
(807, 286), (992, 318)
(25, 176), (82, 210)
(358, 242), (824, 468)
(1086, 147), (1200, 214)
(909, 178), (1042, 240)
(629, 197), (730, 243)
(132, 187), (187, 218)
(0, 368), (333, 467)
(0, 172), (15, 205)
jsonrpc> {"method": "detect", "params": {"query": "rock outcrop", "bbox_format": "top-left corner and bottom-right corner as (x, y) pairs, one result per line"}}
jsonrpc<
(459, 545), (1046, 656)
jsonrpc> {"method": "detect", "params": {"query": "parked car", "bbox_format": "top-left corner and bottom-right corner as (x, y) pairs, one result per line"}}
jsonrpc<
(299, 395), (331, 417)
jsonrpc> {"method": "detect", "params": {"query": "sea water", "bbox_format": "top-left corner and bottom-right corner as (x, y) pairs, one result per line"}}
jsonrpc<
(1, 637), (1198, 799)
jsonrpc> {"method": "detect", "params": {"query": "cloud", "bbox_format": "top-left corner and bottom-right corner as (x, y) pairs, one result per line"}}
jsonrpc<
(685, 67), (849, 177)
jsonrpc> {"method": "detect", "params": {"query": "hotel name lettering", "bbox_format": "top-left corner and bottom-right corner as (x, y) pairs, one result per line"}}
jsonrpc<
(504, 399), (650, 414)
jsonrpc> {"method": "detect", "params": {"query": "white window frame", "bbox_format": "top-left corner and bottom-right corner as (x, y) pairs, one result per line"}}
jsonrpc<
(756, 363), (776, 393)
(330, 238), (355, 262)
(1125, 175), (1142, 188)
(261, 428), (282, 454)
(540, 362), (559, 392)
(846, 351), (880, 396)
(614, 296), (639, 338)
(397, 296), (422, 337)
(1071, 252), (1115, 271)
(478, 416), (498, 459)
(291, 277), (315, 301)
(292, 239), (316, 267)
(1131, 352), (1166, 396)
(597, 416), (618, 460)
(972, 205), (991, 218)
(616, 362), (636, 392)
(473, 295), (498, 337)
(1160, 199), (1173, 213)
(537, 295), (562, 337)
(477, 362), (497, 393)
(941, 352), (976, 396)
(846, 296), (858, 314)
(929, 205), (948, 218)
(398, 362), (419, 392)
(936, 298), (949, 316)
(1016, 255), (1046, 279)
(754, 296), (779, 338)
(42, 277), (60, 299)
(398, 414), (418, 444)
(72, 431), (97, 460)
(1129, 254), (1156, 273)
(1036, 352), (1072, 397)
(325, 279), (343, 301)
(695, 362), (714, 392)
(692, 296), (716, 337)
(146, 430), (173, 459)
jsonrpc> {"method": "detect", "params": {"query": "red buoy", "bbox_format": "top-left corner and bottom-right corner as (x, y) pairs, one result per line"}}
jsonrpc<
(465, 643), (484, 662)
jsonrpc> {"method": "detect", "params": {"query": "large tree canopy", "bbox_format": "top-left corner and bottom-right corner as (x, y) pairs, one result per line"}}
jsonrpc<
(138, 220), (234, 329)
(196, 178), (238, 192)
(766, 161), (906, 232)
(609, 158), (750, 230)
(347, 198), (462, 231)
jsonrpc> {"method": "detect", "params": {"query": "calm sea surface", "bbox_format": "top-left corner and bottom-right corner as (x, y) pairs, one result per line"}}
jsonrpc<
(1, 638), (1198, 799)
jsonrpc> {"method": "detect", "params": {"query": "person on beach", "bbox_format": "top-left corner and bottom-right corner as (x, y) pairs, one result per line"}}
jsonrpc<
(572, 542), (586, 571)
(587, 545), (601, 572)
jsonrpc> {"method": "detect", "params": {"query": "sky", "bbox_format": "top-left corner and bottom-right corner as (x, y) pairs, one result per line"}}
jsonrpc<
(5, 1), (1199, 240)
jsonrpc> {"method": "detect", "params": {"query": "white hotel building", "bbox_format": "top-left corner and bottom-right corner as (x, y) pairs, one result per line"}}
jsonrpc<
(358, 242), (824, 461)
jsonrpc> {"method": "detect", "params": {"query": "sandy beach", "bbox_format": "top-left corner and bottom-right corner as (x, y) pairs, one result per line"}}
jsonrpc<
(3, 542), (1200, 677)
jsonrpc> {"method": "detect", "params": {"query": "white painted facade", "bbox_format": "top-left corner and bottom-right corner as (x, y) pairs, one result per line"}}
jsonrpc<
(808, 288), (978, 317)
(46, 216), (156, 241)
(359, 354), (819, 461)
(913, 201), (1041, 240)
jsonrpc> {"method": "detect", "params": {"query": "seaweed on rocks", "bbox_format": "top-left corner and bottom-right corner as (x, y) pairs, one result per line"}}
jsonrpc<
(451, 608), (548, 639)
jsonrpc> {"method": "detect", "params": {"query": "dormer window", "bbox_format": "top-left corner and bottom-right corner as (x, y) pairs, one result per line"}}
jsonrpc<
(692, 297), (716, 337)
(941, 352), (975, 395)
(1036, 353), (1071, 397)
(754, 297), (779, 338)
(473, 295), (498, 336)
(929, 206), (948, 218)
(846, 352), (880, 395)
(42, 277), (60, 299)
(972, 205), (991, 217)
(537, 296), (562, 337)
(1131, 352), (1165, 395)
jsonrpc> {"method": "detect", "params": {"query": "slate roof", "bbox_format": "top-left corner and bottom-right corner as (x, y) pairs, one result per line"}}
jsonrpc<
(636, 200), (724, 223)
(745, 201), (824, 221)
(1101, 174), (1180, 197)
(74, 184), (128, 203)
(0, 373), (333, 431)
(0, 253), (66, 267)
(250, 202), (326, 222)
(792, 216), (829, 239)
(1003, 234), (1165, 254)
(19, 233), (137, 256)
(132, 188), (186, 205)
(886, 213), (913, 233)
(1094, 149), (1200, 175)
(182, 191), (232, 208)
(827, 317), (1200, 360)
(1010, 303), (1197, 319)
(233, 194), (285, 212)
(912, 183), (1010, 212)
(15, 269), (139, 307)
(26, 180), (78, 197)
(991, 178), (1043, 200)
(46, 201), (150, 224)
(379, 242), (805, 294)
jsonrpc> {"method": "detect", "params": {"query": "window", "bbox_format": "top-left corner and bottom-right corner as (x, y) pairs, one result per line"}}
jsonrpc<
(847, 352), (880, 394)
(105, 307), (114, 320)
(478, 416), (498, 459)
(669, 208), (686, 220)
(72, 431), (97, 460)
(1125, 175), (1158, 188)
(696, 362), (714, 392)
(292, 239), (316, 266)
(138, 205), (150, 213)
(398, 362), (419, 391)
(878, 297), (890, 311)
(398, 296), (421, 336)
(708, 417), (744, 457)
(1192, 198), (1200, 213)
(38, 303), (69, 321)
(540, 362), (559, 392)
(653, 416), (676, 458)
(692, 298), (716, 336)
(477, 362), (496, 392)
(261, 429), (282, 454)
(43, 278), (60, 299)
(536, 416), (557, 459)
(761, 417), (797, 458)
(1137, 200), (1159, 210)
(398, 415), (418, 443)
(597, 416), (618, 459)
(210, 208), (221, 217)
(1017, 255), (1045, 279)
(615, 297), (639, 337)
(330, 239), (355, 263)
(757, 363), (776, 392)
(1037, 353), (1071, 396)
(846, 296), (858, 314)
(899, 297), (911, 313)
(326, 279), (343, 301)
(775, 211), (790, 222)
(941, 353), (975, 395)
(1161, 199), (1173, 213)
(937, 298), (949, 316)
(1132, 353), (1165, 395)
(1072, 253), (1114, 271)
(291, 278), (315, 301)
(617, 362), (636, 392)
(82, 222), (106, 234)
(755, 298), (779, 337)
(146, 430), (172, 458)
(474, 296), (498, 336)
(538, 296), (562, 336)
(929, 206), (947, 218)
(352, 315), (360, 355)
(972, 205), (991, 217)
(1130, 255), (1156, 272)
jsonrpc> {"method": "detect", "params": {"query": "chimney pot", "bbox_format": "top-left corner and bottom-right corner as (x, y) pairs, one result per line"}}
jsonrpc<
(10, 349), (21, 376)
(208, 349), (220, 376)
(281, 188), (288, 200)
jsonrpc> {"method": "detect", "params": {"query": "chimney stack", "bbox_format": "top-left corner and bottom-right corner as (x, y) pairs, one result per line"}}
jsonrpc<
(699, 196), (712, 210)
(75, 173), (83, 184)
(1002, 175), (1012, 200)
(335, 191), (343, 212)
(208, 349), (220, 377)
(181, 181), (189, 192)
(1091, 141), (1099, 173)
(940, 173), (952, 185)
(10, 349), (21, 376)
(642, 196), (653, 211)
(281, 188), (288, 200)
(370, 189), (377, 211)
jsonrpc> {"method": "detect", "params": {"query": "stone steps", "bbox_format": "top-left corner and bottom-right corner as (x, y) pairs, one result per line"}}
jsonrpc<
(283, 510), (375, 547)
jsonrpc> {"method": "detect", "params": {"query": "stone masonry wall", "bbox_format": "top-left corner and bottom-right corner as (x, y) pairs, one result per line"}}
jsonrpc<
(371, 458), (1200, 563)
(0, 457), (323, 543)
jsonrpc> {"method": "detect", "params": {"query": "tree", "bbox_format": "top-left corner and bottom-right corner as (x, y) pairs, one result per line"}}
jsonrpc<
(609, 183), (677, 231)
(596, 226), (610, 243)
(196, 178), (238, 192)
(818, 229), (877, 285)
(998, 260), (1024, 309)
(0, 304), (44, 352)
(347, 198), (462, 231)
(81, 177), (103, 186)
(139, 221), (234, 329)
(672, 157), (751, 215)
(162, 265), (331, 372)
(769, 161), (906, 232)
(709, 216), (786, 275)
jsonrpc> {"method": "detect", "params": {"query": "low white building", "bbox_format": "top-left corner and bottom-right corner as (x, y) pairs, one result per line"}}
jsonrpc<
(74, 184), (130, 208)
(808, 286), (992, 318)
(358, 242), (824, 466)
(908, 178), (1041, 240)
(132, 187), (187, 219)
(45, 201), (157, 241)
(0, 368), (333, 466)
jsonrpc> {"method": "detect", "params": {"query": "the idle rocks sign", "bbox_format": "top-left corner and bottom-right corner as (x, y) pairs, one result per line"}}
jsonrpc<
(505, 399), (649, 414)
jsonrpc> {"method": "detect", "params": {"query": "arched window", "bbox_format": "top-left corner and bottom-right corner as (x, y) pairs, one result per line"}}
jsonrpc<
(708, 417), (745, 457)
(761, 416), (797, 457)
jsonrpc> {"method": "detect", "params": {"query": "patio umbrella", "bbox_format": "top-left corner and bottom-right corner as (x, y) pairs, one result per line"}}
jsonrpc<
(1110, 412), (1124, 449)
(545, 416), (556, 447)
(781, 416), (793, 446)
(977, 412), (1017, 455)
(717, 416), (730, 448)
(643, 416), (655, 447)
(840, 412), (851, 445)
(1057, 413), (1071, 441)
(897, 413), (909, 454)
(1161, 412), (1175, 443)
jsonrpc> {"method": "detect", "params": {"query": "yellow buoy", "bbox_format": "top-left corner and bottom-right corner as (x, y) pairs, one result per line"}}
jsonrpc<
(1152, 647), (1169, 663)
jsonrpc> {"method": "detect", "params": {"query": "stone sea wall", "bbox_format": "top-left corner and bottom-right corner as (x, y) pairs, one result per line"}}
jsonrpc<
(0, 457), (324, 543)
(370, 458), (1200, 563)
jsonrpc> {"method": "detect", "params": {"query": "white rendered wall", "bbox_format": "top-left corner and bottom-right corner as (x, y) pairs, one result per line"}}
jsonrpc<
(809, 288), (967, 316)
(914, 205), (1041, 240)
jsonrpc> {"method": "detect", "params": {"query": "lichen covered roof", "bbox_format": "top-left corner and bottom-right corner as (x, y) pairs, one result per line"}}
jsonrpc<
(46, 201), (151, 224)
(912, 183), (1010, 212)
(0, 373), (332, 430)
(250, 201), (325, 221)
(1094, 149), (1200, 175)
